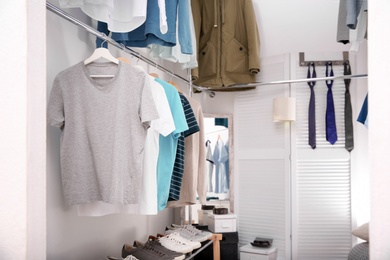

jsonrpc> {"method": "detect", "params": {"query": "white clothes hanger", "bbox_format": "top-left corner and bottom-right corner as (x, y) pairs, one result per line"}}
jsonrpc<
(84, 39), (119, 78)
(84, 47), (119, 65)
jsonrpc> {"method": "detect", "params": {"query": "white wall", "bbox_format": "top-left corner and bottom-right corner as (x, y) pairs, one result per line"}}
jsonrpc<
(369, 1), (390, 258)
(0, 0), (46, 259)
(46, 1), (174, 259)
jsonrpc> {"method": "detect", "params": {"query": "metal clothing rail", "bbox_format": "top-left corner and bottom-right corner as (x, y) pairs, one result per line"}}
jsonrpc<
(228, 73), (368, 89)
(46, 2), (213, 95)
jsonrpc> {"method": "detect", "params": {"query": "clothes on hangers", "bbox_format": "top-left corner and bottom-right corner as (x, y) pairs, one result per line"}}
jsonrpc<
(167, 95), (207, 207)
(336, 0), (367, 46)
(48, 61), (159, 205)
(149, 0), (198, 69)
(213, 138), (229, 193)
(168, 93), (200, 202)
(59, 0), (149, 33)
(111, 0), (192, 54)
(154, 77), (189, 212)
(349, 1), (367, 53)
(357, 94), (368, 128)
(346, 0), (367, 30)
(191, 0), (260, 91)
(77, 73), (176, 216)
(94, 0), (197, 68)
(59, 0), (168, 34)
(337, 0), (350, 44)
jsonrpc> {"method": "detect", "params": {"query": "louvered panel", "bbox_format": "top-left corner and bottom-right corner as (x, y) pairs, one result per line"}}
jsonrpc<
(238, 159), (286, 258)
(295, 159), (351, 260)
(235, 54), (290, 259)
(236, 87), (285, 150)
(294, 63), (346, 149)
(236, 57), (288, 151)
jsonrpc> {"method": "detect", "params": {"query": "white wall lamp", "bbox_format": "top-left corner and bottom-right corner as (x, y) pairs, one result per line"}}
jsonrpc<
(273, 97), (296, 122)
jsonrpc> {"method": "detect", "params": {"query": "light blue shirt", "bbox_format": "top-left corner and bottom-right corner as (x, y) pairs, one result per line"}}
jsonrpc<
(155, 78), (188, 211)
(213, 139), (229, 193)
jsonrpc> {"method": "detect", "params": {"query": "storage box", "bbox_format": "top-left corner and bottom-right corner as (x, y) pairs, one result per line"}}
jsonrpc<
(198, 209), (213, 225)
(208, 213), (237, 233)
(194, 232), (239, 260)
(240, 244), (278, 260)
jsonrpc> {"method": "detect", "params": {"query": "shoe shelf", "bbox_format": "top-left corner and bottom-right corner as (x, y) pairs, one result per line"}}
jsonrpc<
(184, 233), (222, 260)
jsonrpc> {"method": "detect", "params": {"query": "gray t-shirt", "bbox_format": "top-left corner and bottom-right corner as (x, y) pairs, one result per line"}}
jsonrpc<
(48, 61), (159, 205)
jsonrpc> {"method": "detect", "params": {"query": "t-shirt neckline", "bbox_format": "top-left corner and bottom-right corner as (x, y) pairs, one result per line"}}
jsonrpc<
(80, 61), (122, 92)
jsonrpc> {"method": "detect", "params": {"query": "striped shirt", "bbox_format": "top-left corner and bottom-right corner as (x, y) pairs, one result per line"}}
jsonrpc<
(168, 93), (200, 201)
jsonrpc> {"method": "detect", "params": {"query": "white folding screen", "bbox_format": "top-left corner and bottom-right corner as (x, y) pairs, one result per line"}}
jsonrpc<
(235, 53), (352, 260)
(235, 54), (291, 260)
(291, 54), (352, 260)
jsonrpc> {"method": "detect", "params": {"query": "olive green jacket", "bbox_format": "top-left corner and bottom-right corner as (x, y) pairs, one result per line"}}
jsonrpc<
(191, 0), (261, 91)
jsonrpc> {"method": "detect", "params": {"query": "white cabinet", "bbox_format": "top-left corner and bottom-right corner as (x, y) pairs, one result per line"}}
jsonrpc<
(239, 244), (277, 260)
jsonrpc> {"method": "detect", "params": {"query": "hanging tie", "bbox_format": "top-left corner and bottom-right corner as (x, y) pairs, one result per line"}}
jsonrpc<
(325, 62), (338, 145)
(307, 62), (317, 149)
(344, 61), (354, 152)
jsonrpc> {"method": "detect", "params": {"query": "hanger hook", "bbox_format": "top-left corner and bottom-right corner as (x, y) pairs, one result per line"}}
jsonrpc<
(100, 33), (107, 48)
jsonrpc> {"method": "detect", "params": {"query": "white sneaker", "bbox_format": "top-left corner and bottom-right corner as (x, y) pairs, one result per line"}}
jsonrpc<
(165, 232), (201, 249)
(124, 256), (139, 260)
(171, 224), (213, 241)
(158, 234), (194, 254)
(166, 225), (212, 242)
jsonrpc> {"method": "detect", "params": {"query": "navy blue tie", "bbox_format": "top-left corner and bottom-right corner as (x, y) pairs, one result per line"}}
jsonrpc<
(307, 62), (317, 149)
(325, 62), (338, 145)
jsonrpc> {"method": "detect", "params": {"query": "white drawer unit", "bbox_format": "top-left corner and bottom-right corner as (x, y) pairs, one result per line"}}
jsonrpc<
(208, 213), (237, 233)
(239, 244), (278, 260)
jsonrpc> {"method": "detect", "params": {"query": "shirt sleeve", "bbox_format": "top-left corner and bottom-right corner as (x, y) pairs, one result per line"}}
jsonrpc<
(150, 79), (175, 137)
(180, 94), (200, 137)
(47, 77), (65, 129)
(178, 0), (193, 55)
(245, 0), (261, 74)
(140, 73), (160, 128)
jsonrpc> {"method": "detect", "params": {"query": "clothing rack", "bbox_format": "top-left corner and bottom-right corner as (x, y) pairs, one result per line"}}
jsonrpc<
(46, 2), (213, 96)
(46, 2), (368, 95)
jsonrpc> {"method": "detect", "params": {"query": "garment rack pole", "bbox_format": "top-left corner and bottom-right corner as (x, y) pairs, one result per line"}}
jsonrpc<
(45, 2), (213, 95)
(229, 73), (368, 88)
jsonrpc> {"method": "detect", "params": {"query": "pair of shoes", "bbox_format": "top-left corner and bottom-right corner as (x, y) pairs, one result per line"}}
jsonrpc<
(106, 255), (139, 260)
(166, 224), (213, 242)
(133, 240), (185, 260)
(172, 224), (213, 242)
(157, 233), (195, 254)
(122, 243), (181, 260)
(159, 232), (201, 253)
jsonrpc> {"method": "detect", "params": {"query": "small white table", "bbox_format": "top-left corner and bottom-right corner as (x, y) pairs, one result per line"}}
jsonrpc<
(239, 244), (278, 260)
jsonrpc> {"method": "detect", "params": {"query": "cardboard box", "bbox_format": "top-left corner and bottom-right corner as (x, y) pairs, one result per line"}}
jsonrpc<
(208, 213), (237, 233)
(240, 244), (278, 260)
